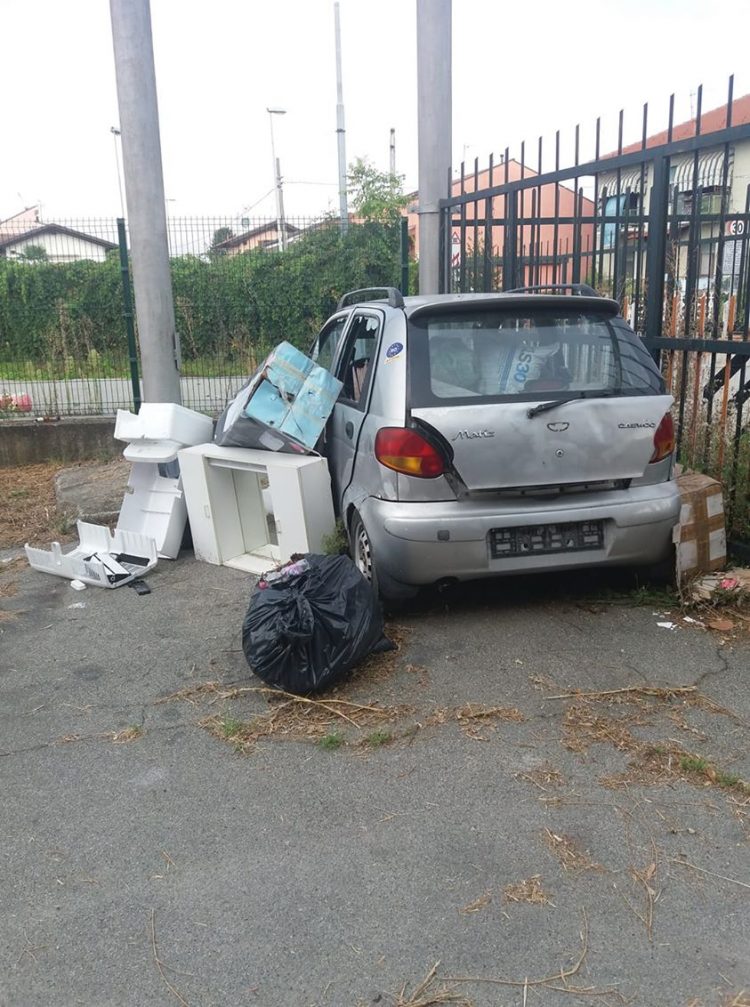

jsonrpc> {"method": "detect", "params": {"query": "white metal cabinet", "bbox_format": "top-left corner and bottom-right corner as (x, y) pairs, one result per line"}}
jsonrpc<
(178, 444), (336, 575)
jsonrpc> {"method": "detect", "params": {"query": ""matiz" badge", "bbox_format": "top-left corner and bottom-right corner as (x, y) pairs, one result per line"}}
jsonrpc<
(452, 429), (495, 440)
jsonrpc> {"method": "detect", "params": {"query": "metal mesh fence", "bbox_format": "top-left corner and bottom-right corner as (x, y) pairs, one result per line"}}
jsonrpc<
(0, 213), (404, 417)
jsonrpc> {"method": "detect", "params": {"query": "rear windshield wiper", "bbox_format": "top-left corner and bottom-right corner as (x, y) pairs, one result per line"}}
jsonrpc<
(526, 390), (618, 419)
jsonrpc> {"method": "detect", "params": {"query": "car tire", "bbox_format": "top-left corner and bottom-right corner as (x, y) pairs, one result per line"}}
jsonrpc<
(349, 510), (418, 606)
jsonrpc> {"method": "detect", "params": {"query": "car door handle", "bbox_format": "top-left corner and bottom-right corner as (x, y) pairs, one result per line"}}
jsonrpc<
(345, 421), (354, 439)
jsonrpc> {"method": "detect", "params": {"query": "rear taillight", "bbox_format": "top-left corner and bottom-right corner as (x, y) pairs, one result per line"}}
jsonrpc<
(374, 427), (446, 478)
(650, 412), (675, 463)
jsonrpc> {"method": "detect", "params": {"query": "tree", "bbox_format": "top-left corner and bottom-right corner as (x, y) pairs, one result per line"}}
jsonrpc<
(208, 226), (234, 258)
(17, 244), (49, 262)
(347, 157), (410, 225)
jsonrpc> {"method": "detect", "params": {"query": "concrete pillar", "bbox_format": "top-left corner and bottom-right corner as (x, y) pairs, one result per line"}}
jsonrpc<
(417, 0), (452, 294)
(110, 0), (181, 404)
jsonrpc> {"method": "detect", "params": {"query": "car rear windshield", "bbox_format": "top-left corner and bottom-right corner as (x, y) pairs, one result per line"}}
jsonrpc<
(408, 307), (664, 407)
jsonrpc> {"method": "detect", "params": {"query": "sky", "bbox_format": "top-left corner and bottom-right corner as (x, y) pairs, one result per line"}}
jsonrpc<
(1, 0), (748, 224)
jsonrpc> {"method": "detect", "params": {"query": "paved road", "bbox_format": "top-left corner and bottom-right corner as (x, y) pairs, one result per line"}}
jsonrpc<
(1, 558), (749, 1006)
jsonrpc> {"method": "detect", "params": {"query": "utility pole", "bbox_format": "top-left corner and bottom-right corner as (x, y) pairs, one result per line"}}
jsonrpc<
(109, 0), (181, 404)
(416, 0), (452, 294)
(334, 2), (348, 232)
(267, 108), (287, 251)
(389, 128), (396, 176)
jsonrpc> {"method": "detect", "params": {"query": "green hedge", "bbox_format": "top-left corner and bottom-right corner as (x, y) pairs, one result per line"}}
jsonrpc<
(0, 220), (403, 366)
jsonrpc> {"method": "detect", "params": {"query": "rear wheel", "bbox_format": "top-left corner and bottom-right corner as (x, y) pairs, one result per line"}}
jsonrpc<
(349, 510), (418, 605)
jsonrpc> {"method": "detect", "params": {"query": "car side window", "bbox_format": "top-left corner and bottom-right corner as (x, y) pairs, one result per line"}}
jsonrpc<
(335, 312), (381, 410)
(312, 315), (348, 373)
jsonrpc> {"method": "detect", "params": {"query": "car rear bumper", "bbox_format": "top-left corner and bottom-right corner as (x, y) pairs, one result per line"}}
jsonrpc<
(361, 482), (681, 586)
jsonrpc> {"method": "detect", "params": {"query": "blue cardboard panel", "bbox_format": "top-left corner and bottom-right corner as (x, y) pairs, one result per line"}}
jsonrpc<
(246, 379), (289, 429)
(279, 367), (342, 447)
(242, 342), (343, 451)
(264, 342), (313, 398)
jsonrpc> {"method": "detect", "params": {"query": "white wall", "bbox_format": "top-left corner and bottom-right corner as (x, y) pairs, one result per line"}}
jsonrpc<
(6, 232), (110, 262)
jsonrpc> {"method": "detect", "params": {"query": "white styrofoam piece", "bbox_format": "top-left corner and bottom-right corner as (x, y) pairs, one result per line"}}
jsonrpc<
(115, 403), (213, 450)
(25, 521), (158, 588)
(178, 443), (335, 572)
(116, 462), (186, 559)
(123, 439), (185, 463)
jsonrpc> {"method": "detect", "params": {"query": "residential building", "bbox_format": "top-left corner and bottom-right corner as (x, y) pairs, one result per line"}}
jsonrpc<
(0, 206), (41, 242)
(407, 159), (596, 287)
(0, 216), (117, 263)
(212, 220), (301, 256)
(596, 93), (750, 296)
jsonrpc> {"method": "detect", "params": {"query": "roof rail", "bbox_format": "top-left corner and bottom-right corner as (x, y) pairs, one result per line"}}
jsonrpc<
(337, 287), (405, 310)
(506, 283), (601, 297)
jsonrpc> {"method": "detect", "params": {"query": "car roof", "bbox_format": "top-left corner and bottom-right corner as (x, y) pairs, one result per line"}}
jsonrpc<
(399, 292), (620, 318)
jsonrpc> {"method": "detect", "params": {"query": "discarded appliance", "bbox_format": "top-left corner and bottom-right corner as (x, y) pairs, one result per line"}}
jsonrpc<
(242, 554), (394, 694)
(25, 403), (213, 588)
(214, 341), (342, 454)
(178, 443), (336, 575)
(25, 521), (158, 588)
(673, 472), (727, 582)
(114, 403), (214, 559)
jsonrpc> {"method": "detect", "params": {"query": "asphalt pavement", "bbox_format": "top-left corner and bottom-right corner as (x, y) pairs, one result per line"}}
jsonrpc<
(1, 555), (748, 1007)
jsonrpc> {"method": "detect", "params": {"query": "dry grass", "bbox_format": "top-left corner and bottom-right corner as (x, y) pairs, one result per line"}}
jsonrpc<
(163, 676), (527, 753)
(543, 829), (603, 872)
(561, 703), (642, 754)
(0, 555), (27, 616)
(0, 462), (77, 549)
(728, 795), (750, 838)
(108, 726), (144, 744)
(348, 623), (412, 686)
(426, 703), (525, 740)
(197, 687), (414, 752)
(394, 964), (472, 1006)
(723, 991), (750, 1006)
(549, 684), (746, 726)
(445, 910), (625, 1000)
(518, 764), (566, 791)
(503, 876), (552, 905)
(459, 891), (492, 915)
(599, 741), (750, 798)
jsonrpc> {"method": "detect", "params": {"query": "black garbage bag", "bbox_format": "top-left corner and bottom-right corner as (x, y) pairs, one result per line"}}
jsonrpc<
(242, 554), (393, 694)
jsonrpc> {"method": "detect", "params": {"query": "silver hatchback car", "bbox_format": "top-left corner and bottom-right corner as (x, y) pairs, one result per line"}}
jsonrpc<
(311, 287), (681, 600)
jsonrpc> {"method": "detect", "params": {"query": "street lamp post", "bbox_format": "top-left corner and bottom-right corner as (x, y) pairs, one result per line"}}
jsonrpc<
(110, 126), (126, 219)
(267, 107), (287, 251)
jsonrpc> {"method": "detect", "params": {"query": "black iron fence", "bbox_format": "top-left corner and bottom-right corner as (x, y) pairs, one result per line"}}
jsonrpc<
(0, 213), (406, 418)
(441, 77), (750, 542)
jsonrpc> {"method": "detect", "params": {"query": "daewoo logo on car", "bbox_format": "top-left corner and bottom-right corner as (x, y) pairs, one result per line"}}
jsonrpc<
(452, 429), (495, 440)
(618, 421), (656, 429)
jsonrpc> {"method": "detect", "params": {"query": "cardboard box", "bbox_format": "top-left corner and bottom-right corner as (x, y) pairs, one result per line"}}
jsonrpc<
(673, 472), (727, 581)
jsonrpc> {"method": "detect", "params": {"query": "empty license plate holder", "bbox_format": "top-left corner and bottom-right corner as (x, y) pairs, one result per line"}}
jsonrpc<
(490, 520), (605, 558)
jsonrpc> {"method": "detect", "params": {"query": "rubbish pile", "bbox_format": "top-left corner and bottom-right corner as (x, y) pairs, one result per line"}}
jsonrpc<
(25, 403), (212, 586)
(25, 344), (340, 588)
(689, 568), (750, 603)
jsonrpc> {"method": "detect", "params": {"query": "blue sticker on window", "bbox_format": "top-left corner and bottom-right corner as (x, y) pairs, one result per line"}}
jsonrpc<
(385, 341), (403, 359)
